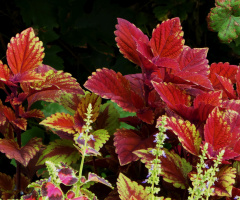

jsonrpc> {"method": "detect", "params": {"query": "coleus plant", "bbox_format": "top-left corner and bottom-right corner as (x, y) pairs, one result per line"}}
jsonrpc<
(0, 28), (115, 199)
(83, 17), (240, 199)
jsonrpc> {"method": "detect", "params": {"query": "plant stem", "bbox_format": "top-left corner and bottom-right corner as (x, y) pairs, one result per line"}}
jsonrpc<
(76, 138), (88, 197)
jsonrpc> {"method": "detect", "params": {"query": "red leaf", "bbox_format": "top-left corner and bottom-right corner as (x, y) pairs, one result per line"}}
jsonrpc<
(10, 71), (43, 83)
(165, 117), (202, 156)
(84, 68), (144, 113)
(204, 107), (232, 150)
(0, 61), (15, 86)
(0, 138), (43, 167)
(178, 46), (209, 75)
(221, 100), (240, 114)
(194, 91), (222, 108)
(216, 74), (236, 99)
(152, 81), (191, 110)
(114, 128), (155, 166)
(22, 190), (38, 200)
(209, 62), (238, 88)
(40, 113), (75, 134)
(150, 17), (184, 59)
(42, 182), (63, 200)
(58, 167), (78, 186)
(7, 28), (44, 74)
(115, 18), (149, 66)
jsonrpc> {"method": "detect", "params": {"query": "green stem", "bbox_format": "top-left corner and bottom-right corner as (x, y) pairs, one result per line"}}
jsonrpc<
(75, 138), (88, 197)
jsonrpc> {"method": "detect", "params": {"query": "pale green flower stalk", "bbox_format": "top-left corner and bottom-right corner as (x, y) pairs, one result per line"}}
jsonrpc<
(188, 143), (225, 200)
(75, 103), (94, 197)
(144, 117), (168, 200)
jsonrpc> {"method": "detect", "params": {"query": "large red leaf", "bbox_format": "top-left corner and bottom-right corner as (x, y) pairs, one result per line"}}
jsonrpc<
(160, 149), (192, 189)
(194, 91), (222, 108)
(40, 113), (75, 134)
(117, 173), (150, 200)
(114, 128), (155, 166)
(84, 68), (144, 113)
(164, 117), (202, 156)
(150, 17), (184, 59)
(177, 46), (209, 75)
(7, 28), (44, 74)
(115, 18), (149, 66)
(152, 81), (191, 111)
(209, 62), (238, 88)
(0, 138), (43, 167)
(204, 107), (232, 150)
(216, 74), (236, 99)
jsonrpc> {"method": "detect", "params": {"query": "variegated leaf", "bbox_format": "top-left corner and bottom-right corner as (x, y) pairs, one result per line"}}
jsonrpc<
(40, 113), (75, 134)
(117, 173), (150, 200)
(7, 28), (44, 74)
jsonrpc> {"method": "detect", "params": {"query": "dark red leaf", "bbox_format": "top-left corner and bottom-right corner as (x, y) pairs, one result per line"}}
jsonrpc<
(58, 167), (78, 186)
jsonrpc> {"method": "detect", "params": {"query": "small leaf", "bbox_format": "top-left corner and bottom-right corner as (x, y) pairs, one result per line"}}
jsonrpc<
(150, 17), (184, 59)
(40, 113), (75, 134)
(117, 173), (150, 200)
(7, 27), (44, 74)
(58, 167), (78, 186)
(37, 139), (80, 166)
(42, 182), (63, 200)
(87, 172), (113, 189)
(88, 129), (110, 151)
(0, 172), (13, 192)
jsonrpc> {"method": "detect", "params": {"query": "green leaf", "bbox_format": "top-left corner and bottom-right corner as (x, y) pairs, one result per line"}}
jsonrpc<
(207, 0), (240, 43)
(21, 126), (45, 146)
(37, 139), (80, 165)
(117, 173), (150, 200)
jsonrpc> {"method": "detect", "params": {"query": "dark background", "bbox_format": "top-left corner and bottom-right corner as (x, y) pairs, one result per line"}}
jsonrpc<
(0, 0), (239, 88)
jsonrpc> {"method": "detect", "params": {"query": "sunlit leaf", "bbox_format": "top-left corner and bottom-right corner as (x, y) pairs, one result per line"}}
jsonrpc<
(7, 27), (44, 74)
(164, 117), (201, 155)
(150, 17), (184, 59)
(87, 172), (113, 189)
(40, 113), (75, 134)
(115, 18), (149, 66)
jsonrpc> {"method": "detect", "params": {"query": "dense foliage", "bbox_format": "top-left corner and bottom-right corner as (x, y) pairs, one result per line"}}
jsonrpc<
(1, 0), (240, 199)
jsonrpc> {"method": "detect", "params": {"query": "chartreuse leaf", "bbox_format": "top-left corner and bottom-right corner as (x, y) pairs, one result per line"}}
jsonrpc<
(88, 129), (110, 152)
(6, 28), (44, 74)
(117, 173), (150, 200)
(160, 148), (192, 189)
(207, 0), (240, 43)
(95, 101), (120, 135)
(37, 139), (80, 166)
(133, 148), (155, 169)
(165, 117), (202, 156)
(213, 166), (236, 197)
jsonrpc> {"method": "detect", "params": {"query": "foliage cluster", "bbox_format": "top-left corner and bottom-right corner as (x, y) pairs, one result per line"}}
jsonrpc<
(1, 0), (240, 200)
